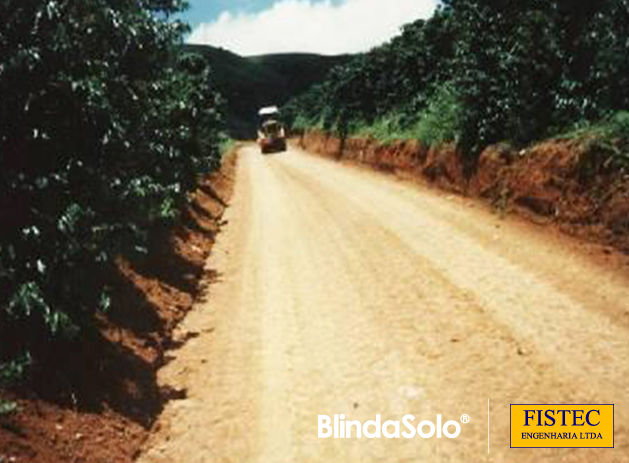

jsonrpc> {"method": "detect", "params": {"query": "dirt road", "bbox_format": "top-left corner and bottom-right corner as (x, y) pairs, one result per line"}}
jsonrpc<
(138, 144), (629, 462)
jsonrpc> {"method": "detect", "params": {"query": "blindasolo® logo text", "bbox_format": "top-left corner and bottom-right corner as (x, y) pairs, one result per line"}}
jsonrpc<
(511, 404), (614, 448)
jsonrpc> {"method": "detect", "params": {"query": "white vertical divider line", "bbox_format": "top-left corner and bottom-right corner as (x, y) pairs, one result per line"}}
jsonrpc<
(488, 398), (490, 454)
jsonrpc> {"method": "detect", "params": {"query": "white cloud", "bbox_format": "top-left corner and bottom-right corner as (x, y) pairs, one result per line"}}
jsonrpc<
(187, 0), (438, 55)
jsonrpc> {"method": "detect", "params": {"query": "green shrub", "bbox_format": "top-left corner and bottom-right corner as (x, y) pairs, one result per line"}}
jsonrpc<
(0, 1), (224, 361)
(286, 0), (629, 166)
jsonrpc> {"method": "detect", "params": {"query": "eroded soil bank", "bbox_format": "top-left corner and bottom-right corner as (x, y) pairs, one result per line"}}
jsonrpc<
(0, 152), (238, 463)
(299, 131), (629, 252)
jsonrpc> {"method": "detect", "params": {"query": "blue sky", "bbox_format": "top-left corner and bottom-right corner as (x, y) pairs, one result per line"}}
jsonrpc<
(182, 0), (343, 30)
(181, 0), (270, 30)
(183, 0), (438, 56)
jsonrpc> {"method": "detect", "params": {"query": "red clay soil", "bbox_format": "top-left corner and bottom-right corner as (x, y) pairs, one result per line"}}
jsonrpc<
(299, 130), (629, 252)
(0, 152), (238, 463)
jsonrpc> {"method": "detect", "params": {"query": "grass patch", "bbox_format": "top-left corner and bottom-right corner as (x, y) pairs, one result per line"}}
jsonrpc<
(0, 354), (31, 415)
(218, 134), (237, 154)
(411, 84), (462, 146)
(347, 84), (463, 146)
(352, 116), (418, 143)
(554, 111), (629, 171)
(292, 114), (326, 133)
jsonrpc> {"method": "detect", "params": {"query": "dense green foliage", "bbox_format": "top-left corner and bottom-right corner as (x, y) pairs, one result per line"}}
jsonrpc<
(184, 44), (350, 138)
(286, 0), (629, 164)
(0, 0), (223, 375)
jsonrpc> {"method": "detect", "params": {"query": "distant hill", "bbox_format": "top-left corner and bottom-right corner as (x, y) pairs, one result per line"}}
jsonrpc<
(182, 44), (351, 138)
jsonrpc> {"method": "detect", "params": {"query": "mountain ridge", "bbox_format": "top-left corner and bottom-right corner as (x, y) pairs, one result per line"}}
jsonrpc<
(183, 44), (351, 138)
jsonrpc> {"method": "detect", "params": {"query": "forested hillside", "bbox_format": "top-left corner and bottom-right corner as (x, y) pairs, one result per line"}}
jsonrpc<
(286, 0), (629, 170)
(184, 44), (350, 137)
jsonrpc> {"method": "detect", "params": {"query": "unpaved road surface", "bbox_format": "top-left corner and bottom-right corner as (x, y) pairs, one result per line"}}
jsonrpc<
(139, 145), (629, 462)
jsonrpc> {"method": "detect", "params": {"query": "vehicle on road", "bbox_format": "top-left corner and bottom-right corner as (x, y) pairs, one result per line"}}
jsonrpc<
(257, 106), (287, 154)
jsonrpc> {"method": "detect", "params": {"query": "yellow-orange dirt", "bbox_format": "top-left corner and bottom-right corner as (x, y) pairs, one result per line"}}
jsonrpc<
(139, 144), (629, 462)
